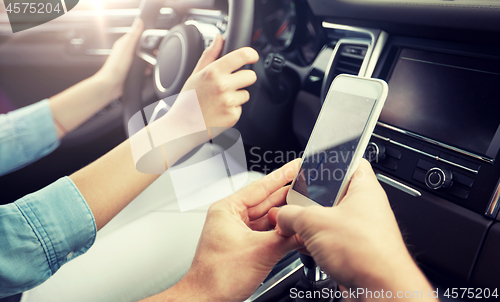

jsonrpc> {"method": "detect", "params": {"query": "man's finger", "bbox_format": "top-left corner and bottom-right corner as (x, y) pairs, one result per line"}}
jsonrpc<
(267, 207), (280, 226)
(248, 186), (289, 221)
(264, 231), (305, 257)
(236, 159), (301, 208)
(344, 158), (381, 197)
(249, 215), (273, 231)
(192, 34), (223, 74)
(275, 205), (306, 237)
(212, 47), (259, 73)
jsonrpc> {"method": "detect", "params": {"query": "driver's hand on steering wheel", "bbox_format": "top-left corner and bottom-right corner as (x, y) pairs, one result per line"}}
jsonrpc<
(172, 34), (259, 133)
(95, 18), (145, 101)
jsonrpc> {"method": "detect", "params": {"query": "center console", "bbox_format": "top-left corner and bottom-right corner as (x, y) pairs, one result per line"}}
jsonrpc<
(371, 41), (500, 219)
(250, 22), (500, 300)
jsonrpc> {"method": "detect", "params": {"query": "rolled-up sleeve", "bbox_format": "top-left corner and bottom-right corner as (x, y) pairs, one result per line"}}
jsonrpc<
(0, 99), (60, 177)
(0, 177), (96, 298)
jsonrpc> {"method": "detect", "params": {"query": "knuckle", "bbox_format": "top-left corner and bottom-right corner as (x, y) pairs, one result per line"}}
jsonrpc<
(219, 81), (230, 94)
(204, 67), (217, 80)
(214, 81), (228, 95)
(222, 93), (233, 105)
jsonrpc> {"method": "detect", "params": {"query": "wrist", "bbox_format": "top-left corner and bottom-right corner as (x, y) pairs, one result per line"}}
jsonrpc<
(153, 272), (211, 302)
(356, 252), (433, 296)
(92, 69), (124, 101)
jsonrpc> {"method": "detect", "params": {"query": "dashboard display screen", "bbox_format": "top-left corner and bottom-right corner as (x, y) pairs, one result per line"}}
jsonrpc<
(380, 48), (500, 158)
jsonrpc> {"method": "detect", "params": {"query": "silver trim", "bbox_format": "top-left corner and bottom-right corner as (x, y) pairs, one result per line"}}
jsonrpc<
(188, 8), (223, 17)
(184, 20), (222, 49)
(372, 133), (479, 174)
(376, 174), (422, 197)
(137, 51), (157, 65)
(322, 22), (379, 47)
(154, 32), (186, 93)
(425, 167), (451, 190)
(321, 22), (387, 78)
(244, 258), (303, 302)
(140, 29), (169, 49)
(85, 49), (112, 56)
(378, 122), (494, 164)
(320, 38), (371, 101)
(320, 22), (388, 103)
(364, 30), (388, 77)
(486, 180), (500, 219)
(136, 29), (169, 65)
(304, 267), (329, 281)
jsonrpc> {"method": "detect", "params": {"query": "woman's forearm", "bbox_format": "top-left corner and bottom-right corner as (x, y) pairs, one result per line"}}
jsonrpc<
(48, 73), (121, 138)
(69, 111), (207, 230)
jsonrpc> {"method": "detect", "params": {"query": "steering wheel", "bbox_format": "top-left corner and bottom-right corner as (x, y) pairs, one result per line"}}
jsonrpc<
(122, 0), (254, 135)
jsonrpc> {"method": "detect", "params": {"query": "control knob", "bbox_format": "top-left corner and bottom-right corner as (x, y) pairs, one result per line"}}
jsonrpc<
(425, 167), (453, 190)
(364, 142), (386, 163)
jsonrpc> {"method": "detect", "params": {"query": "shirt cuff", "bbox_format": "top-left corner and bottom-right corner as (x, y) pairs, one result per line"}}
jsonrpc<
(0, 99), (60, 176)
(15, 176), (97, 273)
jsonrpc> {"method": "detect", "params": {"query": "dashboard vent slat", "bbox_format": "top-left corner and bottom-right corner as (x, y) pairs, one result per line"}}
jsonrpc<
(321, 43), (369, 102)
(332, 44), (367, 76)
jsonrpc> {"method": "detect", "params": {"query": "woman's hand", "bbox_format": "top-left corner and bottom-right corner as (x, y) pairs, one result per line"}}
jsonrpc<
(49, 18), (144, 138)
(173, 34), (259, 133)
(95, 18), (144, 100)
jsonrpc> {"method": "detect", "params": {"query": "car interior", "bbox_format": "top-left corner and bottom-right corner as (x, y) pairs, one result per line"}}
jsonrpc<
(1, 0), (500, 301)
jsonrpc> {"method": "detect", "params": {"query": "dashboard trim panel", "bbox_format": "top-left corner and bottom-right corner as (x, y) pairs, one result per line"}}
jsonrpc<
(372, 132), (480, 175)
(378, 122), (494, 165)
(364, 30), (388, 78)
(320, 37), (371, 101)
(376, 173), (421, 197)
(244, 258), (303, 302)
(322, 22), (380, 77)
(487, 181), (500, 219)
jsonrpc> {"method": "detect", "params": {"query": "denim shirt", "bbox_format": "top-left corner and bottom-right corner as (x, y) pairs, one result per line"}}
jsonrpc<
(0, 100), (97, 298)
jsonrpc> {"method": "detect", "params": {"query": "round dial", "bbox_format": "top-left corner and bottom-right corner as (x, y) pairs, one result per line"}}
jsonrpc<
(425, 167), (453, 190)
(261, 0), (296, 50)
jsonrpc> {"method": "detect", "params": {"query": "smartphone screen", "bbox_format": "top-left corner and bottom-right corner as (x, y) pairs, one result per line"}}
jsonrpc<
(292, 91), (377, 207)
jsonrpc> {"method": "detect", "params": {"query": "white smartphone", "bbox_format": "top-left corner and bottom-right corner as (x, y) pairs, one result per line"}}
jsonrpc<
(287, 74), (388, 207)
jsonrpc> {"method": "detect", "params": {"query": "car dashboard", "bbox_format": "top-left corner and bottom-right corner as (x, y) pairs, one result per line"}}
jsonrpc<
(244, 0), (500, 295)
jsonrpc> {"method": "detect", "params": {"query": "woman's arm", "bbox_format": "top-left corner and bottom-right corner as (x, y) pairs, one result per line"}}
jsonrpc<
(0, 19), (144, 176)
(49, 18), (143, 138)
(70, 35), (259, 230)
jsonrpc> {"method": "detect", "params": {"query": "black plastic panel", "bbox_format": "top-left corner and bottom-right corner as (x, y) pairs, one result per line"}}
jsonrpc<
(470, 223), (500, 288)
(307, 0), (500, 34)
(378, 173), (492, 283)
(370, 36), (500, 217)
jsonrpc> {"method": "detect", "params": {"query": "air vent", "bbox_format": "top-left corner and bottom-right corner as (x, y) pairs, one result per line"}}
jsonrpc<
(331, 45), (367, 77)
(321, 43), (368, 102)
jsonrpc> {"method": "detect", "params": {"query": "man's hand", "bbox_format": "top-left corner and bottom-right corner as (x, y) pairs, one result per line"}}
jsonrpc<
(174, 34), (259, 131)
(143, 159), (301, 302)
(270, 159), (436, 301)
